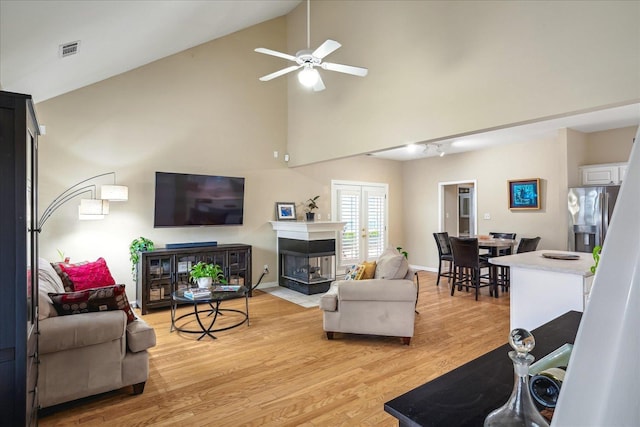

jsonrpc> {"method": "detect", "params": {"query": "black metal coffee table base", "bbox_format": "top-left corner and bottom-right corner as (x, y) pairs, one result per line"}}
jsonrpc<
(171, 287), (249, 340)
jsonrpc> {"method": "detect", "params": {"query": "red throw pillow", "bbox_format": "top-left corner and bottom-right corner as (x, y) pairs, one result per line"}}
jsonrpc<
(59, 257), (116, 291)
(52, 260), (89, 291)
(48, 284), (136, 323)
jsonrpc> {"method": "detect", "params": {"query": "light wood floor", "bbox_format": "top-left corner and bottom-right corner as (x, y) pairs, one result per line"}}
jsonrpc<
(39, 271), (510, 426)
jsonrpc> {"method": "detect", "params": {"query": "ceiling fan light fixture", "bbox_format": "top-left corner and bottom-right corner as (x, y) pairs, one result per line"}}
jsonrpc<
(298, 67), (319, 87)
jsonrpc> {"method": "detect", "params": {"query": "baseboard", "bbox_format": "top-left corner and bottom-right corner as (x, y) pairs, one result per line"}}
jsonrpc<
(254, 281), (278, 290)
(410, 264), (437, 273)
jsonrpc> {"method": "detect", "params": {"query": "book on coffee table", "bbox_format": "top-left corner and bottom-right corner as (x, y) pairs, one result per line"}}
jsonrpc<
(184, 289), (212, 300)
(212, 285), (242, 292)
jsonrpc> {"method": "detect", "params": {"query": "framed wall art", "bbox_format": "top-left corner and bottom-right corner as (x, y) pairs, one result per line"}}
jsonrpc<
(275, 202), (297, 221)
(508, 178), (541, 210)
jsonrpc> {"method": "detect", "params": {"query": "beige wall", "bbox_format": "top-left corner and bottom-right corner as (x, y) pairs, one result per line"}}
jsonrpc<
(444, 185), (458, 234)
(565, 128), (589, 188)
(286, 1), (640, 166)
(403, 136), (568, 270)
(35, 17), (403, 302)
(584, 125), (637, 165)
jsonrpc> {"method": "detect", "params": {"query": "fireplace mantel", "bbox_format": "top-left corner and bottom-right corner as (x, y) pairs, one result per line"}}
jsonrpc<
(269, 221), (346, 241)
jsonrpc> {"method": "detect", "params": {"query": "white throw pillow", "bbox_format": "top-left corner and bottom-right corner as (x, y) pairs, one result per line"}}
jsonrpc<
(37, 258), (65, 320)
(374, 247), (409, 279)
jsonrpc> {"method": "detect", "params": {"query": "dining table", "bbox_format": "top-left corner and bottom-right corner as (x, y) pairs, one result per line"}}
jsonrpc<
(475, 236), (516, 256)
(468, 236), (517, 298)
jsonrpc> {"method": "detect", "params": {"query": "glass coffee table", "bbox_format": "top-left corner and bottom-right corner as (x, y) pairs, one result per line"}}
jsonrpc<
(171, 286), (249, 340)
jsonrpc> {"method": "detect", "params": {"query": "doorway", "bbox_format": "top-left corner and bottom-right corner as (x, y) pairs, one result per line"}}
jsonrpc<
(439, 180), (477, 237)
(331, 180), (388, 270)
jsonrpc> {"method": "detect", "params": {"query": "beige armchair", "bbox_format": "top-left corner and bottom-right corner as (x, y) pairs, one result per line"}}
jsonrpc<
(37, 258), (156, 408)
(319, 248), (418, 345)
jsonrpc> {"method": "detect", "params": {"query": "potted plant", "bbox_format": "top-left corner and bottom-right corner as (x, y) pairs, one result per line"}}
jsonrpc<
(189, 262), (227, 288)
(590, 245), (602, 273)
(304, 195), (320, 222)
(129, 237), (154, 280)
(396, 246), (408, 259)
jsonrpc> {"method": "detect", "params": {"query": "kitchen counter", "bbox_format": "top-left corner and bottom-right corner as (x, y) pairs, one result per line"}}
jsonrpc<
(490, 250), (594, 330)
(489, 250), (594, 275)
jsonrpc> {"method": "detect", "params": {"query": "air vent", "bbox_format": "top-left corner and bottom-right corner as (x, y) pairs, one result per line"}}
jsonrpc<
(59, 41), (80, 58)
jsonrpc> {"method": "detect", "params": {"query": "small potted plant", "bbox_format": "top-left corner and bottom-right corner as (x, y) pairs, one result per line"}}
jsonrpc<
(129, 237), (154, 281)
(189, 262), (227, 288)
(590, 245), (602, 273)
(304, 195), (320, 222)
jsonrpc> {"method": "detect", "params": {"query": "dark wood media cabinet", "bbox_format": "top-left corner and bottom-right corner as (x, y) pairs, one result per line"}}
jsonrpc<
(136, 244), (251, 315)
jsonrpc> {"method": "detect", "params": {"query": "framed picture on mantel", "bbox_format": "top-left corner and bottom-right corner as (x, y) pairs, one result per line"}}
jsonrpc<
(508, 178), (541, 210)
(275, 202), (297, 221)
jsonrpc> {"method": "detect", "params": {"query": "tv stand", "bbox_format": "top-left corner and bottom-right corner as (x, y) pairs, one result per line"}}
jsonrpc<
(136, 244), (251, 314)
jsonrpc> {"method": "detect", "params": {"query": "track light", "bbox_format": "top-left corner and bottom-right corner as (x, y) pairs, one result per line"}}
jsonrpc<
(424, 143), (446, 157)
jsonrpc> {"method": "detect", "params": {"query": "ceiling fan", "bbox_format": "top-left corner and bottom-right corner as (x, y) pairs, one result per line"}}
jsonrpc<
(254, 0), (368, 92)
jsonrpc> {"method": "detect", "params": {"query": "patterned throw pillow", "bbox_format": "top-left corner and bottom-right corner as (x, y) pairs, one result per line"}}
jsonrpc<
(58, 257), (116, 291)
(354, 264), (367, 280)
(52, 260), (89, 291)
(344, 264), (361, 280)
(49, 284), (136, 323)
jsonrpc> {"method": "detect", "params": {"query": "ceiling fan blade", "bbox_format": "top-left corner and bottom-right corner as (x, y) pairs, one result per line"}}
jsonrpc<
(259, 65), (302, 82)
(312, 74), (326, 92)
(254, 47), (297, 62)
(312, 39), (341, 59)
(321, 62), (368, 77)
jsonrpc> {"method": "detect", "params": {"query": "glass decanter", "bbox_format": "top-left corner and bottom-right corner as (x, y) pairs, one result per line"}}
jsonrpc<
(484, 328), (550, 427)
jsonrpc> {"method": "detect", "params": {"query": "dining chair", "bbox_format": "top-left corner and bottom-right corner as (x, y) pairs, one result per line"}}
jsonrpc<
(489, 232), (517, 255)
(517, 236), (541, 253)
(487, 232), (517, 290)
(433, 232), (454, 286)
(449, 237), (493, 300)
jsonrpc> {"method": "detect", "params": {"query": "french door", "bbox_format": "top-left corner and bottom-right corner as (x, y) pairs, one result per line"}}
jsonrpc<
(332, 181), (388, 269)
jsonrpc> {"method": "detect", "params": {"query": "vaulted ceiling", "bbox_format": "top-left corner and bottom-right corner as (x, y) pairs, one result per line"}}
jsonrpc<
(1, 0), (637, 161)
(0, 0), (300, 103)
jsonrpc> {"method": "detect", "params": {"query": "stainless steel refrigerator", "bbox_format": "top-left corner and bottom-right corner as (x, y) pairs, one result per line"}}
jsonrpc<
(568, 185), (620, 253)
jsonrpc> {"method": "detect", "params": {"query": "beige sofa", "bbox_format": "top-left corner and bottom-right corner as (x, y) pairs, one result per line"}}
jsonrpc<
(320, 248), (418, 345)
(37, 258), (156, 408)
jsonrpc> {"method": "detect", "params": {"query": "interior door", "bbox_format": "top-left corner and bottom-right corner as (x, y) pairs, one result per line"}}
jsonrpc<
(332, 182), (388, 270)
(458, 186), (475, 237)
(440, 180), (477, 237)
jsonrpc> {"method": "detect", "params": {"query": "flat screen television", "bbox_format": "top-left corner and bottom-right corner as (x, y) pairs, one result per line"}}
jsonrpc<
(154, 171), (245, 227)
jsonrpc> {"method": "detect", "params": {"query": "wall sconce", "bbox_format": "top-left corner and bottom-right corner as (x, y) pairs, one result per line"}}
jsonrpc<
(37, 172), (128, 231)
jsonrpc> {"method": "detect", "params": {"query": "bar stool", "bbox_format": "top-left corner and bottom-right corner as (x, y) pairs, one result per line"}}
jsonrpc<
(488, 232), (516, 291)
(517, 237), (541, 253)
(449, 237), (494, 300)
(433, 232), (454, 286)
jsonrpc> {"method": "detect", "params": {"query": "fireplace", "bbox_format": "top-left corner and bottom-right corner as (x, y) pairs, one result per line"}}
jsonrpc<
(270, 221), (347, 295)
(279, 238), (336, 295)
